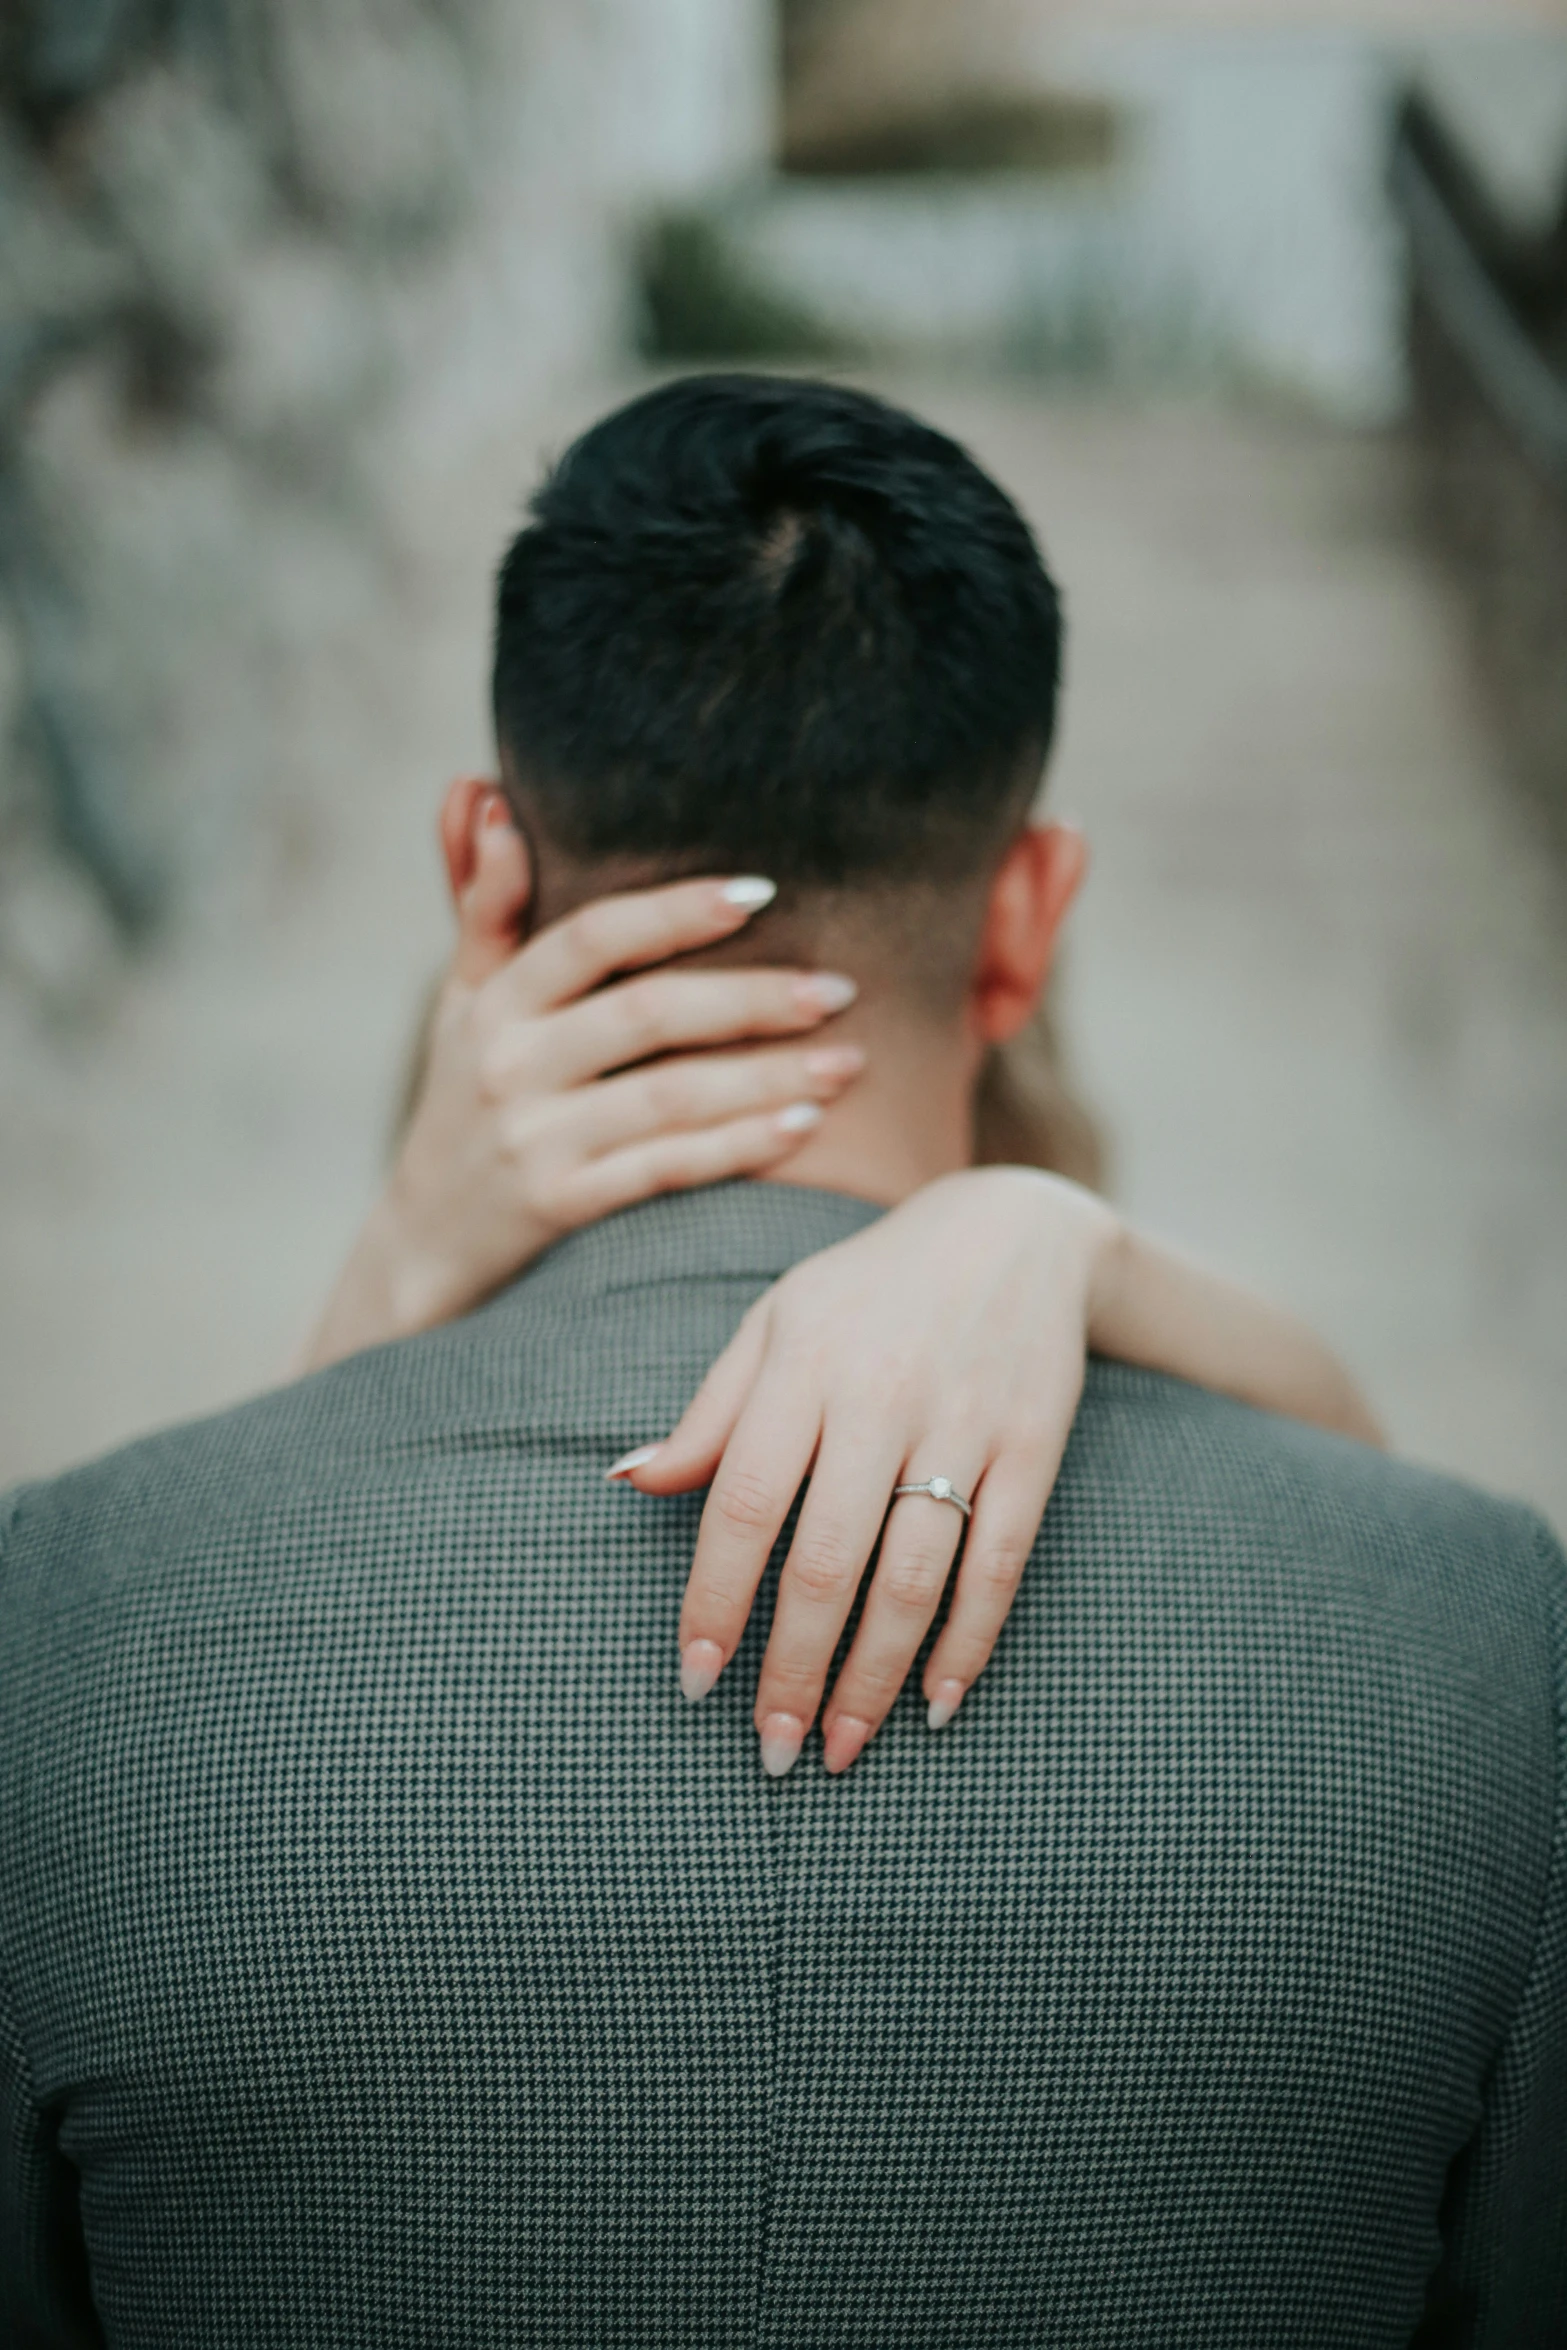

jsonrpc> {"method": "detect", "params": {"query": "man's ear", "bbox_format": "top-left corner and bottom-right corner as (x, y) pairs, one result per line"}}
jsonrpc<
(969, 822), (1088, 1045)
(439, 776), (534, 985)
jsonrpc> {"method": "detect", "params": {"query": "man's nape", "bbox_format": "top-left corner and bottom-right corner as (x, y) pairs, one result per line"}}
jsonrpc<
(487, 797), (1089, 1208)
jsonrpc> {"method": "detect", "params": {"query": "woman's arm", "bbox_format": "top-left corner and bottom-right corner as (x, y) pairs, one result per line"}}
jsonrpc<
(613, 1167), (1383, 1777)
(305, 865), (1382, 1779)
(1089, 1213), (1383, 1448)
(302, 873), (864, 1370)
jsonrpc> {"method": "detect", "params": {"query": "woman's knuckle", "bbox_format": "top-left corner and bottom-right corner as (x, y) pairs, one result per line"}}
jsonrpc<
(790, 1525), (856, 1599)
(791, 1556), (843, 1603)
(644, 1064), (693, 1123)
(882, 1548), (946, 1610)
(853, 1655), (903, 1700)
(682, 1589), (735, 1642)
(619, 978), (668, 1053)
(977, 1540), (1030, 1599)
(575, 901), (619, 962)
(713, 1469), (775, 1534)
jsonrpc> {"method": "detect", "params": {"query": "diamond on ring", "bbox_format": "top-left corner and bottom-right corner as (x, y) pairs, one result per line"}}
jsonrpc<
(891, 1476), (972, 1520)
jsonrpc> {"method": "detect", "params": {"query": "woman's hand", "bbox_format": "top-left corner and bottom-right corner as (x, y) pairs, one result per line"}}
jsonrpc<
(612, 1169), (1117, 1777)
(610, 1167), (1383, 1777)
(302, 863), (864, 1371)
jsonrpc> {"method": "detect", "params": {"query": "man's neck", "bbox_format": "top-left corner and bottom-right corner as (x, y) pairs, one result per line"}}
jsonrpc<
(760, 1013), (977, 1207)
(522, 850), (982, 1205)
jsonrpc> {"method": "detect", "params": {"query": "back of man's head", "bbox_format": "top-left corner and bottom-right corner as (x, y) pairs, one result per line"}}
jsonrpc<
(491, 376), (1063, 922)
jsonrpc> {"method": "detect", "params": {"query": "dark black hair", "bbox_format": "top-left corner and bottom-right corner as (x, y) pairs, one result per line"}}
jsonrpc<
(492, 374), (1062, 887)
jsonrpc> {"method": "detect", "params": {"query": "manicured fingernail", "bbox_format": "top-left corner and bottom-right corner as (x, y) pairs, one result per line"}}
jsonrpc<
(803, 1043), (866, 1083)
(775, 1100), (823, 1136)
(823, 1715), (872, 1775)
(720, 876), (777, 911)
(606, 1444), (661, 1481)
(679, 1639), (724, 1702)
(759, 1713), (806, 1778)
(796, 972), (857, 1015)
(926, 1680), (966, 1731)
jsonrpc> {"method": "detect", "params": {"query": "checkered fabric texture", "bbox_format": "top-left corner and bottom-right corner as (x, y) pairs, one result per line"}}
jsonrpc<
(2, 1182), (1564, 2349)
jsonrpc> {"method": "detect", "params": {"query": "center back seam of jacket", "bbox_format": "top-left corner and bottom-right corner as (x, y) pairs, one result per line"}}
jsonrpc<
(750, 1773), (785, 2349)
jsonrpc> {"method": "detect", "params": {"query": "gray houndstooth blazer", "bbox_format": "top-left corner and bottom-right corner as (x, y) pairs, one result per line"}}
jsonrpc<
(2, 1182), (1564, 2348)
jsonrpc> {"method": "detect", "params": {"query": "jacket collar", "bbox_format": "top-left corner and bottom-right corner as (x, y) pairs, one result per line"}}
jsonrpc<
(508, 1180), (886, 1310)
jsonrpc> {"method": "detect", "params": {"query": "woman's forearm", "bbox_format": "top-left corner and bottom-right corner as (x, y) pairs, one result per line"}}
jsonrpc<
(1088, 1217), (1385, 1447)
(296, 1190), (465, 1375)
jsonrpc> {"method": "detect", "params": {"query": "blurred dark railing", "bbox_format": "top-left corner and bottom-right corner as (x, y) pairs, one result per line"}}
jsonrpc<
(1391, 92), (1567, 846)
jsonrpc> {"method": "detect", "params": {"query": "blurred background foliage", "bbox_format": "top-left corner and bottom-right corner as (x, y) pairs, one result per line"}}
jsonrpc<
(1, 0), (482, 944)
(0, 0), (764, 989)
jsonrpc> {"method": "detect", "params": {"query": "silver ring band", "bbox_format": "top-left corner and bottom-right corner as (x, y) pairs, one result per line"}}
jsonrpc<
(891, 1476), (972, 1521)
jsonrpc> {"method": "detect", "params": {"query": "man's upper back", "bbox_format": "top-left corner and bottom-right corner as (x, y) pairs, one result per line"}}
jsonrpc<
(2, 1185), (1563, 2349)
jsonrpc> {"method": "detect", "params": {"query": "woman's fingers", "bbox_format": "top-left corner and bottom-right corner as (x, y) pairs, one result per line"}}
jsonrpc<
(560, 1040), (864, 1160)
(918, 1437), (1067, 1734)
(749, 1423), (912, 1777)
(562, 1103), (832, 1232)
(518, 966), (858, 1090)
(610, 1172), (1106, 1777)
(607, 1303), (772, 1498)
(674, 1372), (825, 1712)
(816, 1463), (983, 1773)
(497, 875), (780, 1018)
(608, 1308), (775, 1699)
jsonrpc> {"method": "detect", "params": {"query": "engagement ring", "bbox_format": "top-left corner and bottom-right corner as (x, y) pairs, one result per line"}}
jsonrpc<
(891, 1475), (973, 1520)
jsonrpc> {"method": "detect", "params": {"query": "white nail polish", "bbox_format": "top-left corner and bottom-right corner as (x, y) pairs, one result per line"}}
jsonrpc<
(760, 1717), (805, 1778)
(803, 1043), (866, 1081)
(776, 1101), (823, 1135)
(680, 1641), (723, 1703)
(721, 876), (777, 910)
(927, 1682), (966, 1731)
(802, 973), (857, 1013)
(606, 1444), (660, 1481)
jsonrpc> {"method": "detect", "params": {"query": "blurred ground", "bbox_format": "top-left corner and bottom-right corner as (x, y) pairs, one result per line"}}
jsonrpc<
(1, 376), (1564, 1530)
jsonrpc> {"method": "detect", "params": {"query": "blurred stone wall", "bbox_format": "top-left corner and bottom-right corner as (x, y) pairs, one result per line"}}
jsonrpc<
(752, 2), (1567, 421)
(0, 0), (772, 1008)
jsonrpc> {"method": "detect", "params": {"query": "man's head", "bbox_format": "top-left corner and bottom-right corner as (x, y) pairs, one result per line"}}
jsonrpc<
(442, 374), (1087, 1194)
(492, 373), (1061, 895)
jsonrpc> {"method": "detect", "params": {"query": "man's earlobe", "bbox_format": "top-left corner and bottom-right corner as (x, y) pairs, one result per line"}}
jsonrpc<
(971, 822), (1088, 1045)
(439, 776), (534, 984)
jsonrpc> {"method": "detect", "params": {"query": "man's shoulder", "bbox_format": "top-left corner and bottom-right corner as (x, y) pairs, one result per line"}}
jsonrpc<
(6, 1339), (1561, 1625)
(0, 1201), (760, 1629)
(0, 1344), (413, 1608)
(1070, 1359), (1565, 1675)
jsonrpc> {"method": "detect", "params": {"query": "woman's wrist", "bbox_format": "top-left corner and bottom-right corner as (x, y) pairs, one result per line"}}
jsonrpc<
(302, 1188), (480, 1372)
(959, 1164), (1124, 1323)
(1079, 1200), (1137, 1352)
(1080, 1213), (1385, 1445)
